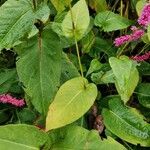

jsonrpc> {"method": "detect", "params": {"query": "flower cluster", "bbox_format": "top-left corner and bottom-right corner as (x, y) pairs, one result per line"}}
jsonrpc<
(138, 3), (150, 27)
(114, 27), (144, 47)
(131, 51), (150, 62)
(114, 3), (150, 47)
(0, 94), (25, 107)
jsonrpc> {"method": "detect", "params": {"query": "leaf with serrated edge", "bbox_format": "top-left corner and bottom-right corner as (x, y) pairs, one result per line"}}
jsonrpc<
(102, 96), (150, 146)
(17, 26), (62, 115)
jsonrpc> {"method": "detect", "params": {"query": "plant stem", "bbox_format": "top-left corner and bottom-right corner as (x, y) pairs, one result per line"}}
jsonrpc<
(117, 43), (129, 57)
(69, 4), (84, 77)
(32, 0), (37, 10)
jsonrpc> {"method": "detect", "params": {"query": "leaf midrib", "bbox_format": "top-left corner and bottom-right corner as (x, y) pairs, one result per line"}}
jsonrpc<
(107, 109), (149, 139)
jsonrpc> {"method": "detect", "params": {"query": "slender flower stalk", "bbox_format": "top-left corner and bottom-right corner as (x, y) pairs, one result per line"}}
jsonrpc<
(131, 51), (150, 62)
(0, 94), (25, 107)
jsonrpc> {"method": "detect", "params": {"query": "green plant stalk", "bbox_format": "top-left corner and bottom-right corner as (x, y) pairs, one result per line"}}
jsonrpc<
(120, 0), (123, 17)
(138, 44), (150, 55)
(69, 4), (84, 78)
(117, 42), (129, 57)
(32, 0), (37, 10)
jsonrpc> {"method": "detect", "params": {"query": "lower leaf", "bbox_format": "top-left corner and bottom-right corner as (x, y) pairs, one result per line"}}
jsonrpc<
(46, 77), (97, 131)
(102, 96), (150, 147)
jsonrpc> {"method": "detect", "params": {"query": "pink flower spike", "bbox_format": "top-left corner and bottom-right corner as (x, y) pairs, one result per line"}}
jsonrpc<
(114, 35), (131, 47)
(0, 94), (25, 107)
(131, 51), (150, 62)
(130, 29), (145, 41)
(114, 28), (144, 47)
(138, 3), (150, 27)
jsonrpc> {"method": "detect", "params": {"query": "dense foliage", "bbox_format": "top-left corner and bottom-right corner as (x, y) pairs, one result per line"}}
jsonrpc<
(0, 0), (150, 149)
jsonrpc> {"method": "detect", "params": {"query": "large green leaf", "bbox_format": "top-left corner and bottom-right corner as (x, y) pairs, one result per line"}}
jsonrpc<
(62, 0), (90, 40)
(0, 124), (50, 150)
(136, 83), (150, 108)
(46, 77), (97, 131)
(102, 96), (150, 146)
(94, 11), (132, 32)
(109, 56), (139, 103)
(0, 0), (50, 50)
(49, 125), (126, 150)
(16, 26), (62, 115)
(0, 0), (35, 49)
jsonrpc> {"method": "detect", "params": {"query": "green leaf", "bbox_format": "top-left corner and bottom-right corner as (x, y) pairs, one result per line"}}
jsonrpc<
(51, 0), (72, 13)
(60, 53), (80, 84)
(49, 125), (126, 150)
(94, 11), (132, 32)
(0, 69), (17, 94)
(81, 31), (95, 53)
(137, 61), (150, 75)
(89, 0), (108, 13)
(18, 108), (36, 124)
(86, 59), (103, 76)
(46, 77), (97, 131)
(109, 56), (139, 103)
(0, 0), (35, 49)
(16, 26), (62, 115)
(0, 124), (50, 150)
(136, 0), (147, 16)
(136, 83), (150, 108)
(35, 2), (50, 23)
(62, 0), (90, 40)
(102, 96), (150, 147)
(91, 70), (115, 84)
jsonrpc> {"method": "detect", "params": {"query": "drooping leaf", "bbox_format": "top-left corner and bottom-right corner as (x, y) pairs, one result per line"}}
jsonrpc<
(136, 83), (150, 108)
(102, 96), (150, 147)
(51, 0), (72, 13)
(109, 56), (139, 103)
(46, 77), (97, 131)
(49, 125), (126, 150)
(16, 26), (62, 115)
(0, 69), (17, 94)
(62, 0), (90, 40)
(94, 11), (132, 32)
(0, 124), (50, 150)
(0, 0), (35, 50)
